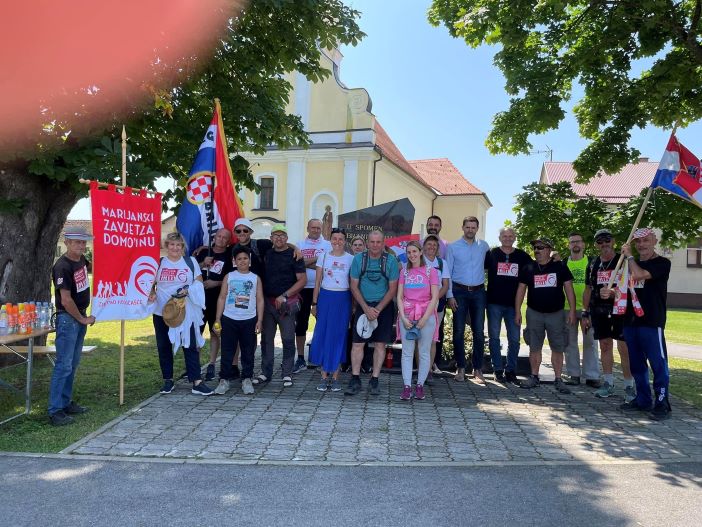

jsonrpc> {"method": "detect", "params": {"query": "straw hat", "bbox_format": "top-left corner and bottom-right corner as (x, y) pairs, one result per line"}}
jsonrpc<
(162, 296), (186, 328)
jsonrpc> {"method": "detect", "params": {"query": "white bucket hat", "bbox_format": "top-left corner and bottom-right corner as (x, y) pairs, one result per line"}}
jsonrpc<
(356, 314), (378, 339)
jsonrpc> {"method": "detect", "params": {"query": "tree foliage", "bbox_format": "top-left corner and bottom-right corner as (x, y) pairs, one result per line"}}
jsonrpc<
(428, 0), (702, 180)
(511, 182), (702, 255)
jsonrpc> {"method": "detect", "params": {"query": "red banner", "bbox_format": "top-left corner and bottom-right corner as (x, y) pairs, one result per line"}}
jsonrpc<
(90, 182), (162, 321)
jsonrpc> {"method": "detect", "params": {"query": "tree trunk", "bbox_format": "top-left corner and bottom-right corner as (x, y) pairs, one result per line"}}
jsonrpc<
(0, 164), (80, 305)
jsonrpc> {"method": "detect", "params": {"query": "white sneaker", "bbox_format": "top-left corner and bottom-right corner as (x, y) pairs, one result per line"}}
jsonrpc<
(242, 378), (254, 395)
(214, 379), (230, 395)
(624, 384), (636, 403)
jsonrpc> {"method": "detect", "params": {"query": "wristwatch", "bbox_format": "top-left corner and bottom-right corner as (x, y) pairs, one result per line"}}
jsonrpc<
(581, 310), (590, 318)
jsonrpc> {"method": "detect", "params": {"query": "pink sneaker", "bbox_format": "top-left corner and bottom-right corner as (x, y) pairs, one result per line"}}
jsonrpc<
(400, 385), (412, 400)
(415, 384), (425, 400)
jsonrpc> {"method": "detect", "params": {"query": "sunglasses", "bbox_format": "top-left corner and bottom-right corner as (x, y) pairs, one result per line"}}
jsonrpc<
(595, 237), (612, 244)
(235, 229), (251, 234)
(532, 245), (548, 251)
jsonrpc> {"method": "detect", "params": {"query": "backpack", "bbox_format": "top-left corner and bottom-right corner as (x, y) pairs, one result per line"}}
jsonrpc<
(359, 250), (390, 282)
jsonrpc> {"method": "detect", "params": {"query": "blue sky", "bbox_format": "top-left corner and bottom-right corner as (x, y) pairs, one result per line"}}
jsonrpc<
(71, 0), (702, 242)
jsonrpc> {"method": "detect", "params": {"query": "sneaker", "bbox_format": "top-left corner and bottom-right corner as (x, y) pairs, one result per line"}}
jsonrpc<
(64, 401), (88, 415)
(505, 371), (518, 384)
(345, 377), (361, 396)
(282, 376), (294, 387)
(205, 363), (216, 381)
(454, 367), (465, 382)
(242, 378), (254, 395)
(563, 375), (580, 386)
(554, 379), (571, 394)
(330, 379), (342, 392)
(400, 385), (412, 400)
(231, 365), (241, 380)
(316, 380), (329, 392)
(192, 382), (214, 396)
(624, 384), (636, 403)
(160, 380), (175, 394)
(595, 382), (615, 398)
(620, 400), (649, 412)
(292, 357), (307, 374)
(649, 400), (672, 421)
(368, 376), (380, 396)
(214, 379), (230, 395)
(494, 371), (507, 384)
(585, 379), (601, 388)
(520, 375), (540, 389)
(252, 374), (269, 386)
(415, 384), (425, 400)
(472, 369), (486, 385)
(48, 410), (74, 426)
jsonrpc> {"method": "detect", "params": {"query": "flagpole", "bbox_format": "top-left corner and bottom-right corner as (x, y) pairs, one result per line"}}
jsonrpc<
(606, 121), (680, 289)
(120, 125), (127, 406)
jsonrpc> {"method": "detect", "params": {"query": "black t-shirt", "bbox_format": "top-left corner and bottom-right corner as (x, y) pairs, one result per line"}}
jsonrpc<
(485, 247), (533, 306)
(52, 255), (91, 312)
(625, 256), (671, 328)
(195, 247), (232, 304)
(263, 247), (306, 297)
(519, 259), (574, 313)
(586, 253), (620, 308)
(234, 238), (273, 282)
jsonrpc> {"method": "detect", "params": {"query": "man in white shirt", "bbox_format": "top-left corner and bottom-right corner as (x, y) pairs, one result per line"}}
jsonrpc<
(294, 218), (331, 372)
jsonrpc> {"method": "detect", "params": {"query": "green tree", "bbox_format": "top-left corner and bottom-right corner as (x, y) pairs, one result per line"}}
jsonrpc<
(511, 182), (610, 255)
(428, 1), (702, 179)
(512, 181), (702, 254)
(0, 0), (363, 304)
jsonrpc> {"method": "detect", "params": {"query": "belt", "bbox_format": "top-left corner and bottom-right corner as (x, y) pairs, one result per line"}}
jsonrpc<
(453, 282), (484, 291)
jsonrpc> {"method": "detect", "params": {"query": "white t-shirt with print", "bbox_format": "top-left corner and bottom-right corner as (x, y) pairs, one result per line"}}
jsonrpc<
(316, 251), (354, 291)
(223, 270), (259, 321)
(154, 257), (201, 316)
(298, 237), (332, 289)
(424, 255), (450, 281)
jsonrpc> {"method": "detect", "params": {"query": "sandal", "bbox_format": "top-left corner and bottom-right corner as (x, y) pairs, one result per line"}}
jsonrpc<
(251, 374), (269, 386)
(282, 376), (293, 387)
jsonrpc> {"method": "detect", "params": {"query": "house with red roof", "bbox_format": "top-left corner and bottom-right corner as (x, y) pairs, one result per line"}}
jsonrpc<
(239, 48), (491, 243)
(541, 160), (702, 308)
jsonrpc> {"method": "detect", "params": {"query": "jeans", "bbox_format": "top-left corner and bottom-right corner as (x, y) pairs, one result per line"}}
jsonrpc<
(220, 315), (257, 380)
(262, 300), (299, 378)
(451, 287), (486, 370)
(48, 312), (88, 415)
(153, 315), (202, 382)
(563, 311), (599, 380)
(486, 303), (520, 373)
(399, 315), (436, 386)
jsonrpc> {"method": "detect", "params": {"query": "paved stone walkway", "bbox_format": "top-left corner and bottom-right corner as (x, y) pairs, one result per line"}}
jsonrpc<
(66, 358), (702, 464)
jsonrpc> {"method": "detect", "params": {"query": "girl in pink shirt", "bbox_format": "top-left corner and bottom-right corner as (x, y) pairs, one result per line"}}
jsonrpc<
(396, 241), (439, 400)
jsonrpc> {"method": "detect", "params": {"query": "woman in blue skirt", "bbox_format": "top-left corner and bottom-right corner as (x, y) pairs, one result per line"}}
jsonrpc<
(310, 228), (353, 392)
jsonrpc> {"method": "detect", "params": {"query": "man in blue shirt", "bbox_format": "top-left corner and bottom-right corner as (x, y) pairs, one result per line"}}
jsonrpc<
(346, 230), (400, 396)
(446, 216), (490, 383)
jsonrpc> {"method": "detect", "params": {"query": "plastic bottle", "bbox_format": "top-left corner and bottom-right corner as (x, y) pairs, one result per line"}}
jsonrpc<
(0, 306), (8, 336)
(18, 304), (28, 335)
(7, 304), (16, 334)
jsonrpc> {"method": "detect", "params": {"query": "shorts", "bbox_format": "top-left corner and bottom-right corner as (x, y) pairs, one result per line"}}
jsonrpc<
(524, 307), (568, 353)
(295, 288), (314, 336)
(351, 301), (395, 344)
(591, 305), (625, 341)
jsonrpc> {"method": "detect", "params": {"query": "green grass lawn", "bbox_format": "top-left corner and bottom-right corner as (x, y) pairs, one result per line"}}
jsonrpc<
(664, 309), (702, 346)
(669, 357), (702, 409)
(0, 318), (210, 453)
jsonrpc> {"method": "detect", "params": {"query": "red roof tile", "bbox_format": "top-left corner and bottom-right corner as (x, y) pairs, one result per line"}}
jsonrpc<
(409, 158), (484, 196)
(542, 161), (657, 204)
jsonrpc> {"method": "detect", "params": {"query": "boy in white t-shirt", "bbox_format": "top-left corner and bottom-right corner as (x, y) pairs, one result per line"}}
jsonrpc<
(213, 246), (264, 395)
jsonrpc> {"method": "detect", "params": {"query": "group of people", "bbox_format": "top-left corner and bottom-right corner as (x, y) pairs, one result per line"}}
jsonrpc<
(46, 213), (673, 426)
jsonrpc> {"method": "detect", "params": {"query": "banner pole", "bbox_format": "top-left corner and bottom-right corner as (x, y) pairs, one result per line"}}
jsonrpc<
(120, 125), (127, 406)
(606, 120), (680, 289)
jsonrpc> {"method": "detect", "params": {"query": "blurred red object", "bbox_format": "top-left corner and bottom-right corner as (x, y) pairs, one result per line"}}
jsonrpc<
(1, 0), (243, 151)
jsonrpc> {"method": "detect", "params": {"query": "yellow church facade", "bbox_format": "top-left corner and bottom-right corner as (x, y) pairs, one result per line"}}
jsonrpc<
(240, 48), (491, 243)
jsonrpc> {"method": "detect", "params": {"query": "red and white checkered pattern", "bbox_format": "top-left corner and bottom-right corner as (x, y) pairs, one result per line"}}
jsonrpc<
(186, 174), (212, 204)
